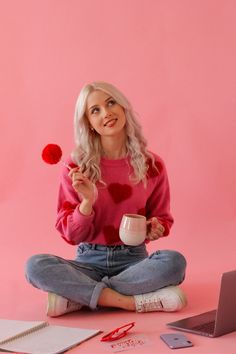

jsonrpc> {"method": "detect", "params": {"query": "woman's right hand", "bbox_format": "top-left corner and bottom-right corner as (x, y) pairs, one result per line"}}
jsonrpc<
(68, 167), (97, 203)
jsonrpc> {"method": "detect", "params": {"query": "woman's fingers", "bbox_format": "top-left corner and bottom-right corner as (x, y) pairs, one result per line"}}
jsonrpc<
(68, 168), (87, 184)
(146, 217), (165, 240)
(68, 168), (97, 202)
(68, 167), (80, 178)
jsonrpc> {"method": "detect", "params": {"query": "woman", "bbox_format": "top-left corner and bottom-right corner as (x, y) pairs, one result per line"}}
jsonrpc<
(26, 81), (187, 317)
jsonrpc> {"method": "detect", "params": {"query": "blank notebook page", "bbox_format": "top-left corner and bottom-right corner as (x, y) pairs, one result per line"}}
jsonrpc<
(0, 320), (45, 343)
(0, 325), (100, 354)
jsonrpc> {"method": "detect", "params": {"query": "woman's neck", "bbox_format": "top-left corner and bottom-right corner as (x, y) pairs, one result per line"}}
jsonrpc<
(101, 135), (127, 160)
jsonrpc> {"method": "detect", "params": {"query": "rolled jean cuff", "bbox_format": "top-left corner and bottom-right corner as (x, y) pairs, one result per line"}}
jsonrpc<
(89, 282), (107, 310)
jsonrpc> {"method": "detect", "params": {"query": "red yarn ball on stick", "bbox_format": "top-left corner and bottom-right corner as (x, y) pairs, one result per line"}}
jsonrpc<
(41, 144), (62, 164)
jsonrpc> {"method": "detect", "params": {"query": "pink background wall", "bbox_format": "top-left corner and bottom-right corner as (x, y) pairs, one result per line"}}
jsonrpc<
(1, 0), (236, 324)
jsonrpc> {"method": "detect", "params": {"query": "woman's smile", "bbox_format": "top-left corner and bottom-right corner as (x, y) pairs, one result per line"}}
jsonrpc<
(104, 118), (118, 127)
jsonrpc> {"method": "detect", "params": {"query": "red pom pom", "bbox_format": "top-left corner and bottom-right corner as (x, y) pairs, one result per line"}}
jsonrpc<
(41, 144), (62, 164)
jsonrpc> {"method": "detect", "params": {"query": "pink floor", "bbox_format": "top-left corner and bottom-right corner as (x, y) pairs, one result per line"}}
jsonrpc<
(1, 221), (236, 354)
(1, 286), (236, 354)
(1, 243), (236, 354)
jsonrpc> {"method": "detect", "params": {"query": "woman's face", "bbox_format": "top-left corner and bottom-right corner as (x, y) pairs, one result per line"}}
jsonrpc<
(85, 90), (126, 138)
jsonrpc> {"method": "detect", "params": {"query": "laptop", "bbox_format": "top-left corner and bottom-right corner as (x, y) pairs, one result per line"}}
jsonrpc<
(167, 270), (236, 337)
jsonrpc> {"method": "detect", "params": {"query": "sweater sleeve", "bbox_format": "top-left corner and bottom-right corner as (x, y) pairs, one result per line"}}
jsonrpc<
(146, 157), (174, 236)
(55, 162), (95, 245)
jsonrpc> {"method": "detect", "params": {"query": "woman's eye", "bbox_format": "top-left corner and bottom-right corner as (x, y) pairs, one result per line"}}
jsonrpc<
(108, 99), (116, 106)
(91, 107), (99, 114)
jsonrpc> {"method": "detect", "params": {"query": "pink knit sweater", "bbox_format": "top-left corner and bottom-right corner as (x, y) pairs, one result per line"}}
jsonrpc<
(55, 153), (174, 245)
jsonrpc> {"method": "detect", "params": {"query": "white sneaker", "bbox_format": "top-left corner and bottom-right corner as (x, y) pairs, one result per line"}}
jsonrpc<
(134, 286), (187, 313)
(46, 292), (82, 317)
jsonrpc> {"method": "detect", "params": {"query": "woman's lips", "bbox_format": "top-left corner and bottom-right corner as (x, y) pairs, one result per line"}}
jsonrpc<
(104, 118), (117, 127)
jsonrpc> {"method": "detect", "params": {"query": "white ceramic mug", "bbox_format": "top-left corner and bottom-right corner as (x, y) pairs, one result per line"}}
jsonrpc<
(119, 214), (147, 246)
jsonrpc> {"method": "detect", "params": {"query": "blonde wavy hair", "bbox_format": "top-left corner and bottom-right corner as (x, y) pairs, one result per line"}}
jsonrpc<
(72, 81), (155, 185)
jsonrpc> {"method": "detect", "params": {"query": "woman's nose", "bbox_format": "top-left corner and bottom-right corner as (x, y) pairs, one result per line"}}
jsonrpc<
(103, 107), (112, 118)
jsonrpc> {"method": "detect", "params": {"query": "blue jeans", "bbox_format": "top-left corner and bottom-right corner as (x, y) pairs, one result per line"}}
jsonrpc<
(25, 243), (186, 310)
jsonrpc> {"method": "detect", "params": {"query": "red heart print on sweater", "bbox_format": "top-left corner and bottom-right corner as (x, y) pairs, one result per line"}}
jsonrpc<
(108, 183), (132, 203)
(103, 225), (120, 244)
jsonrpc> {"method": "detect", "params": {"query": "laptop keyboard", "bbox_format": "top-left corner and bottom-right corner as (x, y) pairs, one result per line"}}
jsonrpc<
(192, 321), (215, 334)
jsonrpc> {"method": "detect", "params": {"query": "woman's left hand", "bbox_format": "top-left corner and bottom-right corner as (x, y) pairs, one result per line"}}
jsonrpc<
(146, 217), (165, 241)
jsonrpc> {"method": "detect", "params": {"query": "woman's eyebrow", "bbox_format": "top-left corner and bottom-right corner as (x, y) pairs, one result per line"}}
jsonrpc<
(88, 104), (98, 111)
(88, 97), (113, 111)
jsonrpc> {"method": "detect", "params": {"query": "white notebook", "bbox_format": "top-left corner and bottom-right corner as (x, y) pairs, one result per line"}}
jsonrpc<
(0, 319), (101, 354)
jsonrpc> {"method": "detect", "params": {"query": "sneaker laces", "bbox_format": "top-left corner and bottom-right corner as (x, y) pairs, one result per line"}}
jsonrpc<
(66, 299), (82, 310)
(142, 299), (164, 312)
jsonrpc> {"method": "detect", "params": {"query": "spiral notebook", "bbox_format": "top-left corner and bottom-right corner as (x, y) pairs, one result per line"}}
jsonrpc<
(0, 319), (101, 354)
